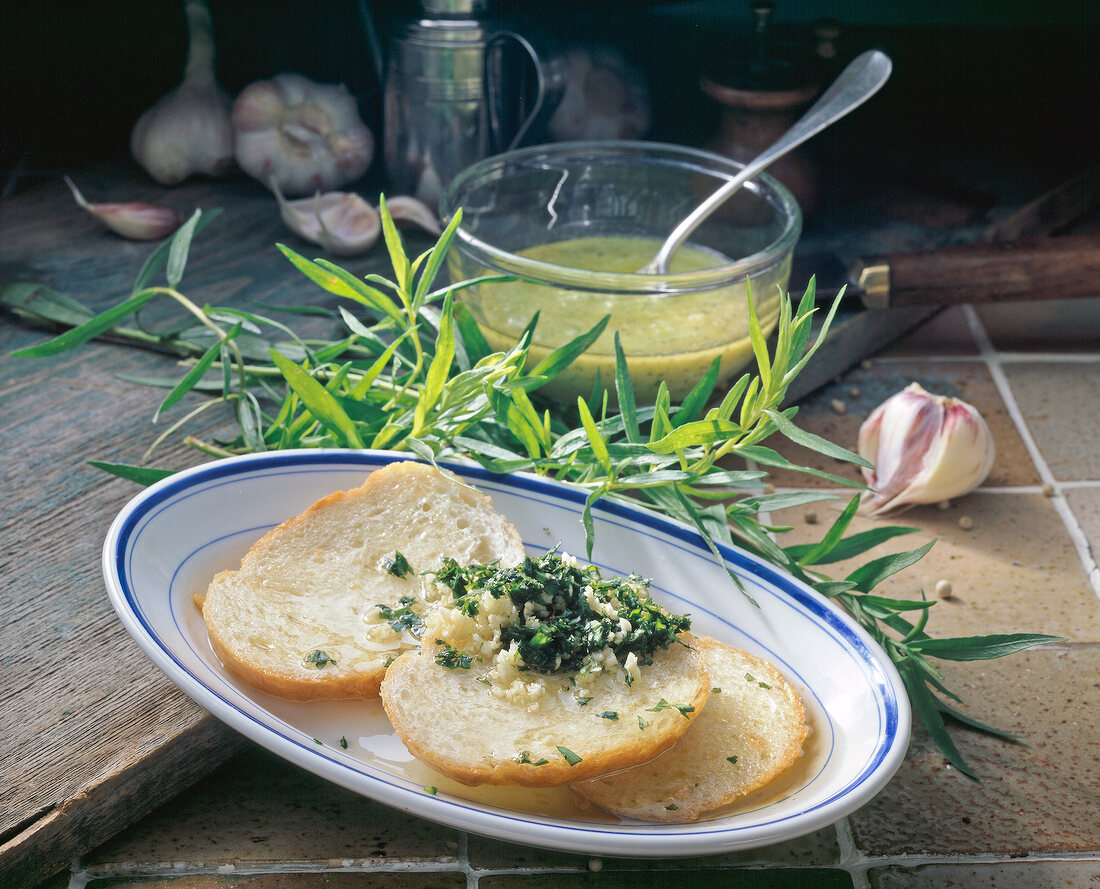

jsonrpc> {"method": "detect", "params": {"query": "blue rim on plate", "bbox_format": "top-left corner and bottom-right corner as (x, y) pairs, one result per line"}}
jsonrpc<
(102, 449), (910, 858)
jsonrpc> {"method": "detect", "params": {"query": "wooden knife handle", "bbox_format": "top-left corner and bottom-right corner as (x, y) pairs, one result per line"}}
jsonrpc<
(856, 232), (1100, 308)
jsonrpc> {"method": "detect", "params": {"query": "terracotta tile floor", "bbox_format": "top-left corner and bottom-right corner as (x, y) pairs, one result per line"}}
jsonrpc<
(44, 303), (1100, 888)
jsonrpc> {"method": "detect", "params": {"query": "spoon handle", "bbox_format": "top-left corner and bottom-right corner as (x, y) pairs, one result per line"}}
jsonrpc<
(643, 49), (893, 275)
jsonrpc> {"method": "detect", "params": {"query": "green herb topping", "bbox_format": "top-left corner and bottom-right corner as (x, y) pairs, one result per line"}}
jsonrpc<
(556, 745), (583, 766)
(304, 649), (337, 669)
(435, 644), (473, 670)
(382, 551), (413, 578)
(727, 755), (739, 764)
(376, 596), (425, 637)
(598, 711), (619, 721)
(646, 699), (695, 719)
(516, 751), (550, 766)
(433, 549), (690, 676)
(340, 736), (349, 749)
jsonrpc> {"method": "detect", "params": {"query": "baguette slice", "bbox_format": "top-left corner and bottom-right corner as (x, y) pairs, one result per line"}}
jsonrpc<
(380, 634), (710, 787)
(200, 460), (525, 700)
(570, 636), (807, 822)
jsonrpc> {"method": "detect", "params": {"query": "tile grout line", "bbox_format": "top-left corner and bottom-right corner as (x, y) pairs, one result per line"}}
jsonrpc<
(834, 816), (873, 888)
(962, 304), (1100, 598)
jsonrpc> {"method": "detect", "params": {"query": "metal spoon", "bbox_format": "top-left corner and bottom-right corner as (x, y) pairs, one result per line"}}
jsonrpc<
(641, 49), (893, 275)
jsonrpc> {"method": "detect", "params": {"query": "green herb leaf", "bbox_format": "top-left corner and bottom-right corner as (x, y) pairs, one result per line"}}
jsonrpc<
(305, 649), (337, 668)
(845, 539), (938, 593)
(165, 209), (204, 287)
(910, 633), (1065, 661)
(556, 745), (583, 766)
(270, 350), (366, 449)
(764, 408), (872, 469)
(87, 461), (175, 486)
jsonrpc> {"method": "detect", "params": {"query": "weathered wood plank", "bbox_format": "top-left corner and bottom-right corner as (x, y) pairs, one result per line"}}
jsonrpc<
(0, 166), (407, 888)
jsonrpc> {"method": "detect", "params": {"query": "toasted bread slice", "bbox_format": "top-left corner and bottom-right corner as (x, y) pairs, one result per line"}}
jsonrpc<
(200, 461), (525, 700)
(570, 636), (807, 821)
(380, 633), (710, 787)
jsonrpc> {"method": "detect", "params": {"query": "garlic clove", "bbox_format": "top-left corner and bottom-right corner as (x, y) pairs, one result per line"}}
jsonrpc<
(233, 73), (374, 197)
(384, 195), (442, 236)
(857, 382), (995, 516)
(272, 180), (380, 256)
(64, 176), (183, 241)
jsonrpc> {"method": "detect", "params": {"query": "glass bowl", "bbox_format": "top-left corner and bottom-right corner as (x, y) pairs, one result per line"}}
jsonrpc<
(438, 140), (802, 403)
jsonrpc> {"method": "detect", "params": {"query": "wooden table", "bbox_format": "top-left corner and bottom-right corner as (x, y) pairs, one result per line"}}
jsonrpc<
(0, 168), (415, 886)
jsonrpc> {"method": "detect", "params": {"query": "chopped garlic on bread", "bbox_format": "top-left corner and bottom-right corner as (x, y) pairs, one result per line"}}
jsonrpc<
(200, 461), (525, 700)
(380, 550), (710, 787)
(571, 636), (808, 821)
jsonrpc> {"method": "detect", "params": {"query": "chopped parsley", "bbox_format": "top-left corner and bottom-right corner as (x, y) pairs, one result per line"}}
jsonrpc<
(340, 736), (349, 749)
(727, 755), (739, 764)
(638, 716), (650, 730)
(424, 785), (438, 795)
(432, 549), (690, 676)
(745, 672), (771, 689)
(516, 751), (550, 766)
(376, 596), (425, 637)
(598, 711), (619, 721)
(435, 644), (473, 670)
(382, 551), (413, 578)
(304, 649), (337, 669)
(556, 745), (583, 766)
(665, 804), (679, 811)
(646, 699), (695, 719)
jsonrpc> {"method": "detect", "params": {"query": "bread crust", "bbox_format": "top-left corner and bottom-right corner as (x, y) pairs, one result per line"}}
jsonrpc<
(570, 636), (808, 821)
(200, 460), (525, 701)
(380, 633), (710, 787)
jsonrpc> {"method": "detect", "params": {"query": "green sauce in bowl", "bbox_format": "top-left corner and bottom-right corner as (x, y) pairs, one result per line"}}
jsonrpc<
(461, 235), (788, 402)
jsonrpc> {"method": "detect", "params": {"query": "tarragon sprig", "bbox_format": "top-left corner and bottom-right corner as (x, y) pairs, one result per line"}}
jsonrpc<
(3, 201), (1062, 777)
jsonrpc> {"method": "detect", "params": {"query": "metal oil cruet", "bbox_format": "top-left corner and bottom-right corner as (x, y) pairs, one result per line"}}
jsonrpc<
(383, 0), (562, 208)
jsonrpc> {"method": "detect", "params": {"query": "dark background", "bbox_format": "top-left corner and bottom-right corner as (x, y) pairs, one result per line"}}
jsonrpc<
(2, 0), (1098, 243)
(2, 1), (1096, 169)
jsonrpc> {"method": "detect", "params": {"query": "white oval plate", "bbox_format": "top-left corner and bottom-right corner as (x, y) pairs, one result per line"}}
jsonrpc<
(103, 450), (909, 858)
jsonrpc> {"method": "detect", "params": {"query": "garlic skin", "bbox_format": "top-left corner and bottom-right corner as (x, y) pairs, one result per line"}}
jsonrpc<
(233, 74), (374, 197)
(64, 176), (183, 241)
(272, 181), (381, 256)
(857, 382), (995, 516)
(130, 0), (235, 185)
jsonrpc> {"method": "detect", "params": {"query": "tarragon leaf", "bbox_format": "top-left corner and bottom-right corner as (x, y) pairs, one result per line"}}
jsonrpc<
(87, 461), (175, 486)
(910, 633), (1065, 661)
(270, 350), (365, 449)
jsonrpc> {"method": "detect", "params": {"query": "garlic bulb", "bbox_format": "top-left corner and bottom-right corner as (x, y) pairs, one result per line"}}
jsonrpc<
(273, 181), (380, 256)
(130, 0), (235, 185)
(233, 74), (374, 197)
(858, 382), (995, 515)
(64, 176), (182, 241)
(547, 46), (651, 142)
